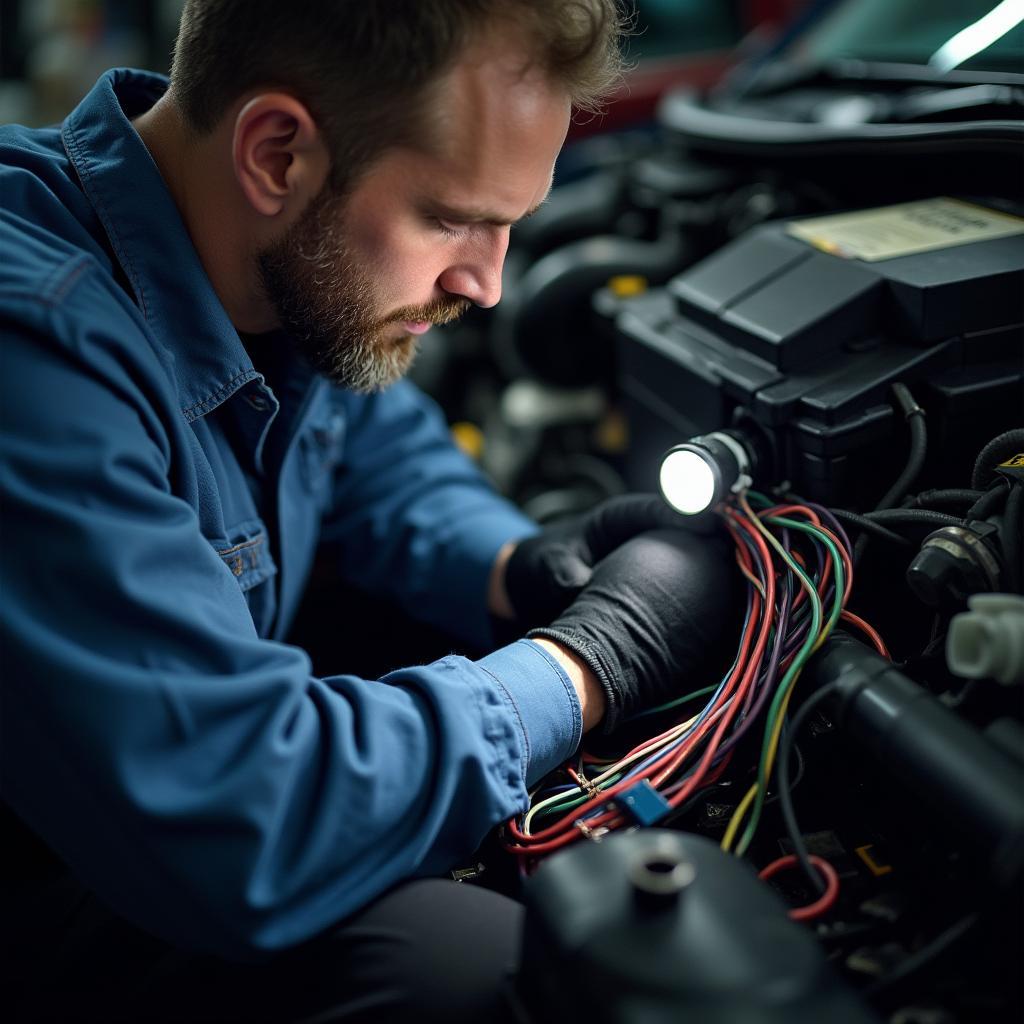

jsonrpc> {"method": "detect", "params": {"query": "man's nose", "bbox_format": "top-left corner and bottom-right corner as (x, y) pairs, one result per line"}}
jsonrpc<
(437, 229), (509, 309)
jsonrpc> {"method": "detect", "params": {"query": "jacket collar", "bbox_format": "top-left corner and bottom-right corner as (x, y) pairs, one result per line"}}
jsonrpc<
(61, 68), (258, 421)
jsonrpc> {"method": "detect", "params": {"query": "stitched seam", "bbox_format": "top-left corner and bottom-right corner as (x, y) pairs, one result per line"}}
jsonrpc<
(182, 369), (258, 422)
(476, 664), (530, 788)
(213, 533), (266, 557)
(2, 257), (94, 311)
(62, 120), (149, 320)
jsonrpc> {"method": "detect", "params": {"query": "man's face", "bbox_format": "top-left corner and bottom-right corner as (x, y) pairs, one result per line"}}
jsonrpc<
(257, 36), (571, 392)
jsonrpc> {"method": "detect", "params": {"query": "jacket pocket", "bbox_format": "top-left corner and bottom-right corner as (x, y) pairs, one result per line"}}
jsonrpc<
(212, 526), (277, 592)
(210, 520), (279, 637)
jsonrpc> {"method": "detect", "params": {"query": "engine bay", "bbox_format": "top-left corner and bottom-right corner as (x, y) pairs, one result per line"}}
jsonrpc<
(412, 9), (1024, 1019)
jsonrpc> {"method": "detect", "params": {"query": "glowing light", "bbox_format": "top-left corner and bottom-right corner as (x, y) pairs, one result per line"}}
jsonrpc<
(660, 449), (717, 515)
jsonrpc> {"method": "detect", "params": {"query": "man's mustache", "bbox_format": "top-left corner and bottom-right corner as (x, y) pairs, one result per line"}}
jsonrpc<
(384, 296), (472, 327)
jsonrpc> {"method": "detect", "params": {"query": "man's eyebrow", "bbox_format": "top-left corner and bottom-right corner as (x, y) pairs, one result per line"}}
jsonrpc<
(430, 191), (551, 227)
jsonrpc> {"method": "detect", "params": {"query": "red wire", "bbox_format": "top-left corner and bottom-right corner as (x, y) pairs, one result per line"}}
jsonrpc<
(813, 521), (854, 606)
(840, 610), (891, 659)
(506, 688), (739, 851)
(506, 496), (861, 859)
(663, 508), (778, 809)
(506, 513), (776, 853)
(656, 583), (763, 781)
(758, 854), (840, 922)
(761, 502), (886, 660)
(759, 503), (855, 609)
(663, 750), (733, 800)
(755, 503), (824, 613)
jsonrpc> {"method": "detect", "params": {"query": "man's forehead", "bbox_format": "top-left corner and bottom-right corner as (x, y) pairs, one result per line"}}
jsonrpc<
(414, 31), (569, 207)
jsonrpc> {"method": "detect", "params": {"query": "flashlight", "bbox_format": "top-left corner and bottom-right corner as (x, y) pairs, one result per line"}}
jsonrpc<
(659, 431), (757, 516)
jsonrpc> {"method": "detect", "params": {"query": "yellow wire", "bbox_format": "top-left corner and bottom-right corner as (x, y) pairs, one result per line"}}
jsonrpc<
(720, 493), (825, 853)
(720, 782), (758, 851)
(752, 525), (847, 811)
(724, 497), (852, 855)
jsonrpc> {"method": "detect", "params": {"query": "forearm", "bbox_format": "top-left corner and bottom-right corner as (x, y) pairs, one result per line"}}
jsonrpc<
(530, 638), (606, 733)
(487, 540), (517, 620)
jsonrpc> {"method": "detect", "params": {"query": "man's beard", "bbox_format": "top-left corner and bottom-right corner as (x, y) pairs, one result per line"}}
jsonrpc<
(256, 185), (470, 392)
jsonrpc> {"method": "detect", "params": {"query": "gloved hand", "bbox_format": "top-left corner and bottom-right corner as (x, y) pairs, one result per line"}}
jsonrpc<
(504, 494), (684, 630)
(528, 529), (737, 733)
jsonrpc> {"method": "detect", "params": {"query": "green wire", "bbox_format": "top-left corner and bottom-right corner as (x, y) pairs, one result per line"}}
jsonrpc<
(734, 515), (846, 856)
(736, 547), (820, 855)
(529, 774), (621, 822)
(768, 516), (845, 638)
(629, 682), (720, 720)
(735, 516), (846, 854)
(524, 495), (849, 852)
(525, 683), (724, 828)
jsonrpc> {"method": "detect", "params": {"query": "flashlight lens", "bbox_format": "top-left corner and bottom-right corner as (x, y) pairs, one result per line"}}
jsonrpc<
(660, 449), (717, 515)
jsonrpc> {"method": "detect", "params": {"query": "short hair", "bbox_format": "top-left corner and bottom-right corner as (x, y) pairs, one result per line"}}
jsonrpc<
(170, 0), (627, 190)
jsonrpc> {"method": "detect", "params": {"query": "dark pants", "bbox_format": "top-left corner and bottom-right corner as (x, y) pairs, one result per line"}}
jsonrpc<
(5, 872), (526, 1023)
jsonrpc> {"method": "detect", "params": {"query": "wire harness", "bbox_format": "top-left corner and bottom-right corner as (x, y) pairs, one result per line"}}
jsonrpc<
(505, 490), (889, 922)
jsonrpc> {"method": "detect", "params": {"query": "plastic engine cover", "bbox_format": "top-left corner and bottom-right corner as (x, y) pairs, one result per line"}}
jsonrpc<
(517, 829), (879, 1024)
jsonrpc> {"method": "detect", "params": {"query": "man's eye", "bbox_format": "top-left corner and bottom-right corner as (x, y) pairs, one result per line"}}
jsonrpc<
(435, 219), (467, 239)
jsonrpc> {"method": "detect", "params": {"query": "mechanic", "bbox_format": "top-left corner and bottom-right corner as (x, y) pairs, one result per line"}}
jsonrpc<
(0, 2), (735, 1021)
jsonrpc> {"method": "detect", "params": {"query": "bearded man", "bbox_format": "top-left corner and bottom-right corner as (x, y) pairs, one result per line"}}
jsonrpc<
(0, 2), (735, 1020)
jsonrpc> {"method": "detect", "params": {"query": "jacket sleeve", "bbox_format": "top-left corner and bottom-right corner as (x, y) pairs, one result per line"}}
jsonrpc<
(320, 380), (540, 650)
(0, 275), (581, 960)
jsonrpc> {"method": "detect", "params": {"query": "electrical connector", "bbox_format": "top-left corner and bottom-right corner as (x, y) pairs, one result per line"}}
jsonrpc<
(946, 593), (1024, 685)
(617, 780), (672, 827)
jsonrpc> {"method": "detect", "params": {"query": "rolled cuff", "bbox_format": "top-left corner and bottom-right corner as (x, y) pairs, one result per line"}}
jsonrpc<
(475, 639), (582, 786)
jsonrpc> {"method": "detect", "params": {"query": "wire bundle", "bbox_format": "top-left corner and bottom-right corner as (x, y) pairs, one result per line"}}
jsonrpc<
(504, 491), (886, 888)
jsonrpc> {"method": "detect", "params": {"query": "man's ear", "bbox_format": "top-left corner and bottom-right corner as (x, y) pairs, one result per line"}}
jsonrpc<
(232, 93), (329, 218)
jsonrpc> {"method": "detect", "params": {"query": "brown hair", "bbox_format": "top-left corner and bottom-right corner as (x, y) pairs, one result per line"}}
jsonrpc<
(170, 0), (627, 189)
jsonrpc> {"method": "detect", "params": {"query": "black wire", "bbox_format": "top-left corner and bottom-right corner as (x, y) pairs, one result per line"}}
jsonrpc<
(831, 509), (912, 546)
(967, 480), (1009, 521)
(921, 613), (946, 658)
(854, 382), (927, 563)
(865, 508), (965, 528)
(776, 681), (843, 896)
(865, 911), (981, 999)
(909, 488), (984, 509)
(765, 737), (804, 806)
(1001, 482), (1023, 593)
(875, 383), (929, 514)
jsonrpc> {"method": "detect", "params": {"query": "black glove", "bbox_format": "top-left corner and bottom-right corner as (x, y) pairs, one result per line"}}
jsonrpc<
(504, 494), (684, 631)
(528, 529), (737, 733)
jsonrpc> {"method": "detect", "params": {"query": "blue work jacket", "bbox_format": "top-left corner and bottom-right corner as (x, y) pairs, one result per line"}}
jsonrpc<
(0, 69), (582, 958)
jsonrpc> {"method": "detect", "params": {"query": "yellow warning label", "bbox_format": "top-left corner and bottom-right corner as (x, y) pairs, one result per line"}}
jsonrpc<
(788, 198), (1024, 262)
(998, 454), (1024, 468)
